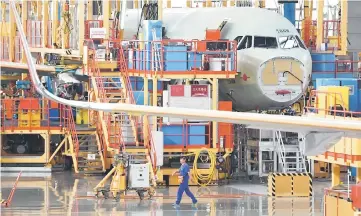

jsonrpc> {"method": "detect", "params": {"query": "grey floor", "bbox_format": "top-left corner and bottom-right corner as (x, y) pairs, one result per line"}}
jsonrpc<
(0, 171), (328, 215)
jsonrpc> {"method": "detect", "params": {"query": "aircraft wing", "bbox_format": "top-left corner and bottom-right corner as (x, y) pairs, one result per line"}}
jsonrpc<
(9, 1), (361, 157)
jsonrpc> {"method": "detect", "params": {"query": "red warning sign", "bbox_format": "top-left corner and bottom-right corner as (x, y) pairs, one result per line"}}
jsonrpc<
(170, 85), (184, 97)
(191, 85), (209, 97)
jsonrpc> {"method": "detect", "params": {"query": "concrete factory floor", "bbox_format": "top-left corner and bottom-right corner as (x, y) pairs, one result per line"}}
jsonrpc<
(0, 172), (327, 215)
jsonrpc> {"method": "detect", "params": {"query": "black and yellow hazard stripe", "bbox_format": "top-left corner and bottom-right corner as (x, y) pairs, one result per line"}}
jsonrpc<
(308, 173), (313, 197)
(268, 172), (313, 197)
(272, 174), (276, 196)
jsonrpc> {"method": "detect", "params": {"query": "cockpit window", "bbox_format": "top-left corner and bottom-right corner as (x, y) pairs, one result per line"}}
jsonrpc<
(234, 36), (243, 50)
(234, 36), (243, 44)
(254, 36), (278, 48)
(238, 35), (252, 50)
(295, 35), (307, 49)
(279, 35), (306, 49)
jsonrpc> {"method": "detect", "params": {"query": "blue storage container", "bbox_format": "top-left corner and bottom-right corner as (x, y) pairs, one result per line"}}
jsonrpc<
(49, 109), (60, 121)
(163, 45), (188, 71)
(188, 52), (202, 70)
(311, 53), (336, 72)
(315, 79), (341, 89)
(161, 125), (184, 146)
(161, 124), (207, 146)
(188, 125), (206, 145)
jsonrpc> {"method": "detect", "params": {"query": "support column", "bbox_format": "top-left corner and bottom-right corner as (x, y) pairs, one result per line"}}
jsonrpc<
(340, 0), (348, 55)
(356, 167), (361, 183)
(331, 164), (341, 187)
(78, 0), (85, 55)
(87, 0), (93, 20)
(37, 0), (42, 19)
(316, 0), (324, 50)
(166, 0), (171, 8)
(9, 2), (16, 62)
(212, 79), (218, 149)
(103, 0), (110, 39)
(61, 2), (70, 49)
(158, 0), (163, 20)
(152, 78), (158, 131)
(21, 0), (28, 63)
(144, 77), (149, 144)
(42, 0), (49, 48)
(52, 0), (58, 48)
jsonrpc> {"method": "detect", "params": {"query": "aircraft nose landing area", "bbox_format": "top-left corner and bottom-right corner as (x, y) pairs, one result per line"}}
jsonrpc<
(0, 172), (323, 215)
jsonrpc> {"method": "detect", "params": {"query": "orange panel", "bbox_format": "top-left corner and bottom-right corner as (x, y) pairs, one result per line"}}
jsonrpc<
(196, 41), (207, 52)
(205, 30), (221, 40)
(3, 99), (13, 120)
(18, 99), (40, 110)
(49, 101), (58, 109)
(218, 101), (233, 149)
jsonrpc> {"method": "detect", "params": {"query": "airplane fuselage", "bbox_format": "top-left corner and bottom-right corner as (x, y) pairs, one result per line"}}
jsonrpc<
(123, 7), (312, 111)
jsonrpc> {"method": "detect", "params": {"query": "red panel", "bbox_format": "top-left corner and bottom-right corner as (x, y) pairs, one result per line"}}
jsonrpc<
(191, 85), (208, 97)
(170, 85), (184, 97)
(218, 101), (233, 149)
(352, 183), (361, 209)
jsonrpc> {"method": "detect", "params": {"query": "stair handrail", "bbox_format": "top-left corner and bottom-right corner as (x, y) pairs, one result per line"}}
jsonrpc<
(274, 130), (286, 173)
(118, 45), (158, 173)
(64, 105), (79, 157)
(84, 39), (125, 151)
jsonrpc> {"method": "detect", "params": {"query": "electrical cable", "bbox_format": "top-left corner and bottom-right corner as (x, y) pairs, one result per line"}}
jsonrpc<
(184, 148), (217, 187)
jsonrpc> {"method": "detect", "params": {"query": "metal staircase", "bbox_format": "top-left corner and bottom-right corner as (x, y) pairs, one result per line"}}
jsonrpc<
(63, 105), (80, 172)
(76, 133), (105, 174)
(87, 43), (127, 151)
(85, 39), (158, 185)
(118, 45), (158, 184)
(274, 131), (307, 173)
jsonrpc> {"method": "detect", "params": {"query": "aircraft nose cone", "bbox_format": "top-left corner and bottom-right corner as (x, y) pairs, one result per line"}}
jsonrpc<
(259, 57), (306, 103)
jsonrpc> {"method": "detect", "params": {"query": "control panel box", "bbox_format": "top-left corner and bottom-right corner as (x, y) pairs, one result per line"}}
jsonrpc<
(128, 164), (150, 188)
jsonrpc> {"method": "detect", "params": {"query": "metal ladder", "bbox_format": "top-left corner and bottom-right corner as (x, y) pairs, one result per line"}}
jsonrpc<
(151, 28), (162, 72)
(274, 131), (307, 173)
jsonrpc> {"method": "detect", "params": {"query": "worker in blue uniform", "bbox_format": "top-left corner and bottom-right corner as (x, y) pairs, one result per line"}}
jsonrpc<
(172, 156), (198, 207)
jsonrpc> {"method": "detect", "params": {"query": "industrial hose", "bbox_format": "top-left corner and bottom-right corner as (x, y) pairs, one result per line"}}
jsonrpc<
(186, 148), (217, 187)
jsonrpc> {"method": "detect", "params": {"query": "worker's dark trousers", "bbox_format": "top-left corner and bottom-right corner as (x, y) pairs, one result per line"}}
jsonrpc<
(176, 182), (197, 204)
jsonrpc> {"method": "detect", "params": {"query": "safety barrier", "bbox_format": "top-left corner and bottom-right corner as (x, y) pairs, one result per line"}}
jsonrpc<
(312, 60), (361, 79)
(0, 98), (76, 132)
(324, 189), (355, 216)
(305, 90), (361, 119)
(0, 36), (10, 61)
(322, 20), (341, 51)
(14, 36), (22, 62)
(268, 173), (313, 197)
(27, 20), (43, 48)
(83, 38), (237, 78)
